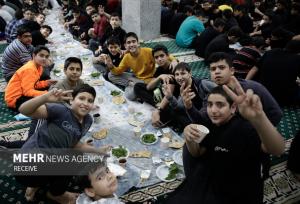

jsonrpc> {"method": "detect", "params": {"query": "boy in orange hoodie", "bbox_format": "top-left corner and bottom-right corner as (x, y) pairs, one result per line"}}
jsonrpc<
(5, 45), (56, 111)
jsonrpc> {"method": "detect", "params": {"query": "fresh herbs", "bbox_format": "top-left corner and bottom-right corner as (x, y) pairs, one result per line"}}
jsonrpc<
(91, 72), (101, 78)
(112, 146), (128, 158)
(165, 163), (179, 180)
(53, 69), (61, 73)
(111, 90), (121, 96)
(142, 134), (156, 143)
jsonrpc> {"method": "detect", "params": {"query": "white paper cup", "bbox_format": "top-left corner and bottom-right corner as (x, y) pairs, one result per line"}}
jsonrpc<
(160, 137), (170, 149)
(133, 127), (141, 137)
(195, 125), (209, 143)
(93, 113), (101, 124)
(162, 128), (172, 139)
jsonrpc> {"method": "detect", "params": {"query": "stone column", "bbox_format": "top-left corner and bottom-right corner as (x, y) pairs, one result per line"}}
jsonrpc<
(122, 0), (161, 41)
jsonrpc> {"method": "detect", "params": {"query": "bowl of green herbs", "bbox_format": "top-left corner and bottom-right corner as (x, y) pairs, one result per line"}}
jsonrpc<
(111, 145), (129, 159)
(140, 133), (158, 145)
(110, 90), (121, 96)
(91, 72), (101, 78)
(53, 69), (61, 73)
(156, 163), (179, 182)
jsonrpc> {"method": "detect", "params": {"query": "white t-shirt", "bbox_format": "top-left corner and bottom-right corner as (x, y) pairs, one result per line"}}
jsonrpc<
(76, 193), (124, 204)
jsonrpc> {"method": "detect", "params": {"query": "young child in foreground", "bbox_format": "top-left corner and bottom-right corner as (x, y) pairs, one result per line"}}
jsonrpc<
(77, 161), (124, 204)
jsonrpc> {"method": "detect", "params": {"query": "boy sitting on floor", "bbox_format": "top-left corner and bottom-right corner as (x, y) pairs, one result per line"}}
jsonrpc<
(98, 12), (126, 50)
(92, 37), (123, 80)
(104, 32), (177, 101)
(76, 160), (123, 204)
(4, 45), (56, 111)
(51, 57), (84, 91)
(134, 44), (175, 107)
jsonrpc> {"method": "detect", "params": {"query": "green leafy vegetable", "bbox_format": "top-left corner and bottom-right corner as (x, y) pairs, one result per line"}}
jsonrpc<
(91, 72), (101, 78)
(111, 90), (121, 96)
(142, 134), (156, 143)
(53, 69), (61, 73)
(165, 163), (179, 180)
(112, 146), (128, 158)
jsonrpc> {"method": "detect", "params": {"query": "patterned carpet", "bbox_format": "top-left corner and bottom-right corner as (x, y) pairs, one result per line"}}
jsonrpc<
(0, 39), (300, 204)
(142, 39), (194, 56)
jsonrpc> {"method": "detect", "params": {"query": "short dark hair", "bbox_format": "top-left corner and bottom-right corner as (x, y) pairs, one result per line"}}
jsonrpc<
(15, 9), (24, 20)
(208, 86), (234, 106)
(72, 8), (81, 14)
(277, 0), (288, 8)
(251, 36), (266, 48)
(36, 12), (45, 17)
(174, 62), (191, 73)
(213, 18), (226, 27)
(64, 57), (83, 71)
(16, 25), (31, 36)
(227, 26), (243, 38)
(184, 5), (194, 14)
(41, 25), (52, 34)
(239, 35), (252, 46)
(85, 2), (95, 9)
(194, 10), (206, 17)
(271, 27), (295, 40)
(23, 7), (36, 13)
(234, 5), (247, 14)
(106, 37), (121, 46)
(124, 32), (138, 43)
(240, 36), (265, 47)
(33, 45), (50, 55)
(110, 12), (121, 19)
(90, 11), (99, 17)
(285, 39), (300, 53)
(207, 52), (233, 67)
(222, 9), (233, 19)
(72, 84), (96, 99)
(152, 44), (169, 56)
(77, 159), (107, 189)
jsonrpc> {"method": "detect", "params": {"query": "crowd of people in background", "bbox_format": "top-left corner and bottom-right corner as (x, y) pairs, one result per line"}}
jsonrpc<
(0, 0), (299, 203)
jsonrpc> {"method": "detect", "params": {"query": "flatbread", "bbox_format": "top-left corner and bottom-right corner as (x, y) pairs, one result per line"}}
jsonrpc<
(129, 150), (152, 158)
(169, 140), (184, 149)
(92, 128), (108, 140)
(91, 80), (104, 86)
(112, 96), (126, 104)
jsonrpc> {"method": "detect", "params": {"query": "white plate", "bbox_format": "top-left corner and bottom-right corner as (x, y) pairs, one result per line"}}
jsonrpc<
(140, 132), (158, 145)
(111, 146), (130, 159)
(172, 150), (183, 166)
(156, 164), (176, 182)
(133, 112), (145, 122)
(128, 117), (144, 127)
(107, 163), (126, 177)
